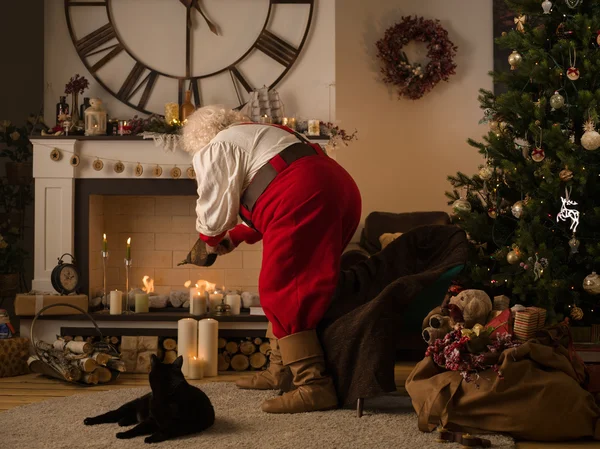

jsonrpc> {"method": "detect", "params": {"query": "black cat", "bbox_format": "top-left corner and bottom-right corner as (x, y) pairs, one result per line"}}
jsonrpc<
(84, 355), (215, 444)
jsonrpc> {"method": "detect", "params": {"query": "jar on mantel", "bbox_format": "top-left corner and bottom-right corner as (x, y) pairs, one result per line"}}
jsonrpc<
(180, 90), (196, 122)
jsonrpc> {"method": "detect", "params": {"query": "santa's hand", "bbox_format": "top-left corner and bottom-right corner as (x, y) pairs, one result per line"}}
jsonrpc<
(206, 233), (235, 256)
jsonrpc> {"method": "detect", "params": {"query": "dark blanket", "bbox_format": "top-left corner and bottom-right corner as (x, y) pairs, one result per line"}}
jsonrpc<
(317, 225), (468, 406)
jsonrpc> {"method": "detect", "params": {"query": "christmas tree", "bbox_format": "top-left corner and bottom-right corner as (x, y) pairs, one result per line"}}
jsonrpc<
(447, 0), (600, 324)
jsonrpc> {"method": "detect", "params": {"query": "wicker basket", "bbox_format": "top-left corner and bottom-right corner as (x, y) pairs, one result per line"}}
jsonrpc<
(29, 303), (122, 384)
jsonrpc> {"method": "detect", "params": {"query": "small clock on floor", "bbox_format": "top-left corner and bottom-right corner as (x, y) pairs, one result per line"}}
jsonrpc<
(51, 253), (81, 295)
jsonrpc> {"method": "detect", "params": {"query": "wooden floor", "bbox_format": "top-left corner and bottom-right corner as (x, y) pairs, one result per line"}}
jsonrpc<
(0, 364), (598, 449)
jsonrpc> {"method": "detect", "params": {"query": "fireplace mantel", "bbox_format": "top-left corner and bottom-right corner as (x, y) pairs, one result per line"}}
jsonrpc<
(31, 135), (330, 293)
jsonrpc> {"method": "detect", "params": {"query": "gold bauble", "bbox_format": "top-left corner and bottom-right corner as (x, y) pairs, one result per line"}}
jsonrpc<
(508, 50), (523, 70)
(570, 305), (584, 321)
(507, 250), (520, 264)
(479, 166), (494, 181)
(452, 199), (472, 213)
(583, 271), (600, 295)
(559, 167), (573, 182)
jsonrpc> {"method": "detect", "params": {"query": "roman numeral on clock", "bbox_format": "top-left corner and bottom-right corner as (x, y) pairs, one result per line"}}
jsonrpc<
(75, 23), (117, 58)
(255, 30), (299, 67)
(117, 63), (159, 110)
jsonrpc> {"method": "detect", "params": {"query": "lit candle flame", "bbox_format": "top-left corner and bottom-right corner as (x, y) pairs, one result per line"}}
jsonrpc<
(184, 280), (192, 288)
(127, 237), (131, 245)
(142, 275), (154, 293)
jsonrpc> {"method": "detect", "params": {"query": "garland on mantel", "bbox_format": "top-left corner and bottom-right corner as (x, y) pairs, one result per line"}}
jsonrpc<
(37, 142), (195, 179)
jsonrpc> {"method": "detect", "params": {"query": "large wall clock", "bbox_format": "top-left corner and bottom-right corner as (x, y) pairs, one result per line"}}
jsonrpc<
(64, 0), (315, 115)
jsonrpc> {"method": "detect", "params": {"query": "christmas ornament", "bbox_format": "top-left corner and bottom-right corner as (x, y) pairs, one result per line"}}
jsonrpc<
(565, 0), (582, 8)
(489, 120), (500, 133)
(583, 271), (600, 295)
(69, 154), (80, 167)
(550, 92), (565, 109)
(170, 167), (182, 179)
(520, 262), (530, 270)
(499, 121), (509, 132)
(559, 167), (573, 182)
(452, 198), (471, 213)
(92, 158), (104, 171)
(479, 165), (494, 181)
(567, 48), (579, 80)
(508, 51), (523, 70)
(514, 15), (526, 33)
(135, 163), (143, 177)
(50, 148), (62, 161)
(581, 120), (600, 150)
(531, 147), (545, 162)
(557, 187), (580, 233)
(507, 250), (520, 264)
(488, 207), (497, 219)
(153, 165), (163, 177)
(528, 254), (548, 281)
(511, 201), (524, 218)
(568, 235), (580, 254)
(542, 0), (553, 13)
(114, 161), (125, 174)
(571, 305), (584, 320)
(187, 166), (195, 179)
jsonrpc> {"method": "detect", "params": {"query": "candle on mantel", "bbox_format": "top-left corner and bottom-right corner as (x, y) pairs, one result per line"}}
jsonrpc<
(126, 237), (131, 260)
(190, 283), (207, 316)
(188, 356), (204, 380)
(109, 290), (123, 315)
(103, 234), (108, 252)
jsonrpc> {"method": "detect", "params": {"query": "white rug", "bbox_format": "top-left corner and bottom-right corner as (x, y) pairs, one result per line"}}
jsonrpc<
(1, 382), (515, 449)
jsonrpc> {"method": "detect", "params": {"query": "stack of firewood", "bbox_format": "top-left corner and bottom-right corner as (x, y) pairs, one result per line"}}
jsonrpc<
(218, 337), (271, 372)
(27, 336), (123, 385)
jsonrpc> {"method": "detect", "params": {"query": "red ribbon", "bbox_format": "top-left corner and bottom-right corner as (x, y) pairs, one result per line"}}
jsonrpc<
(567, 67), (579, 75)
(531, 148), (545, 158)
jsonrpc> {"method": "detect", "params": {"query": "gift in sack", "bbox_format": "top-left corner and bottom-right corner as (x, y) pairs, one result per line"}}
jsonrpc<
(406, 322), (600, 441)
(120, 336), (158, 373)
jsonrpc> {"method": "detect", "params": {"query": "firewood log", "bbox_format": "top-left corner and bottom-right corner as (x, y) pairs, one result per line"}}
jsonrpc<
(163, 338), (177, 351)
(240, 341), (256, 356)
(95, 367), (112, 383)
(65, 341), (92, 354)
(85, 336), (94, 344)
(225, 341), (239, 354)
(249, 352), (267, 369)
(74, 336), (84, 342)
(259, 342), (271, 356)
(53, 339), (67, 351)
(110, 336), (120, 345)
(107, 358), (126, 372)
(32, 344), (83, 382)
(92, 352), (111, 366)
(63, 335), (73, 343)
(218, 352), (231, 371)
(77, 357), (98, 373)
(253, 337), (263, 346)
(82, 372), (99, 385)
(231, 354), (250, 371)
(218, 338), (227, 349)
(163, 350), (178, 364)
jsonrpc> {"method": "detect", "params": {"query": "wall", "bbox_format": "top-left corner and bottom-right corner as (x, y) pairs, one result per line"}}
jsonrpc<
(336, 0), (493, 228)
(89, 195), (261, 298)
(43, 0), (335, 124)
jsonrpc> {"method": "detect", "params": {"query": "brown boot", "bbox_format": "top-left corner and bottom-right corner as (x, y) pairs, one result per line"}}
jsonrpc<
(261, 330), (338, 414)
(235, 323), (292, 391)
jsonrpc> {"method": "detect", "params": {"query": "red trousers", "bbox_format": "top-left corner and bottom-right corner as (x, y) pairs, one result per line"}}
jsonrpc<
(202, 153), (361, 339)
(247, 155), (360, 338)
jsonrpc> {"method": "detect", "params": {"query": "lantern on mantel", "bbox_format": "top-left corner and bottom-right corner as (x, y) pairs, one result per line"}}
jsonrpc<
(84, 98), (107, 136)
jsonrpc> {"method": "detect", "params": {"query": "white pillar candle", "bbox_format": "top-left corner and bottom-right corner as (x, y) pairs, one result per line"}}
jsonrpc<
(188, 356), (204, 380)
(135, 294), (149, 313)
(177, 318), (198, 377)
(225, 294), (241, 315)
(109, 290), (123, 315)
(208, 293), (223, 313)
(190, 295), (207, 316)
(198, 318), (218, 377)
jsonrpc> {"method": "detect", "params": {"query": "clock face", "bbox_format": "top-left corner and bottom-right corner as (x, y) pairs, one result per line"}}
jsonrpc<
(60, 266), (80, 292)
(65, 0), (314, 115)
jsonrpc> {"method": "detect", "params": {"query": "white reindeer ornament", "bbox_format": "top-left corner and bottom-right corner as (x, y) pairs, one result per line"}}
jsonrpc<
(557, 187), (580, 233)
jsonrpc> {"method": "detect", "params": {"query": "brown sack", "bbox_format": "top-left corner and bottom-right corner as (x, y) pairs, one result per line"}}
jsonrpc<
(406, 324), (600, 441)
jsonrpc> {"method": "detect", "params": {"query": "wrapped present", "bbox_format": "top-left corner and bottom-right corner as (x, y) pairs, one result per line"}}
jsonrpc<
(493, 295), (510, 311)
(120, 336), (158, 373)
(0, 337), (30, 378)
(487, 309), (512, 339)
(14, 294), (88, 316)
(513, 307), (547, 341)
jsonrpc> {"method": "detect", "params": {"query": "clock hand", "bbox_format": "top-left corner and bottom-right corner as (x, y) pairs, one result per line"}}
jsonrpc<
(178, 0), (219, 36)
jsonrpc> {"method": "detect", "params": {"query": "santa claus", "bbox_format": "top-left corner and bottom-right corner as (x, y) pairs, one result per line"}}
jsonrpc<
(182, 105), (361, 414)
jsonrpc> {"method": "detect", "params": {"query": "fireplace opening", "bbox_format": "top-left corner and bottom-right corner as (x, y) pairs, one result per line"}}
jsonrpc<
(75, 179), (261, 301)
